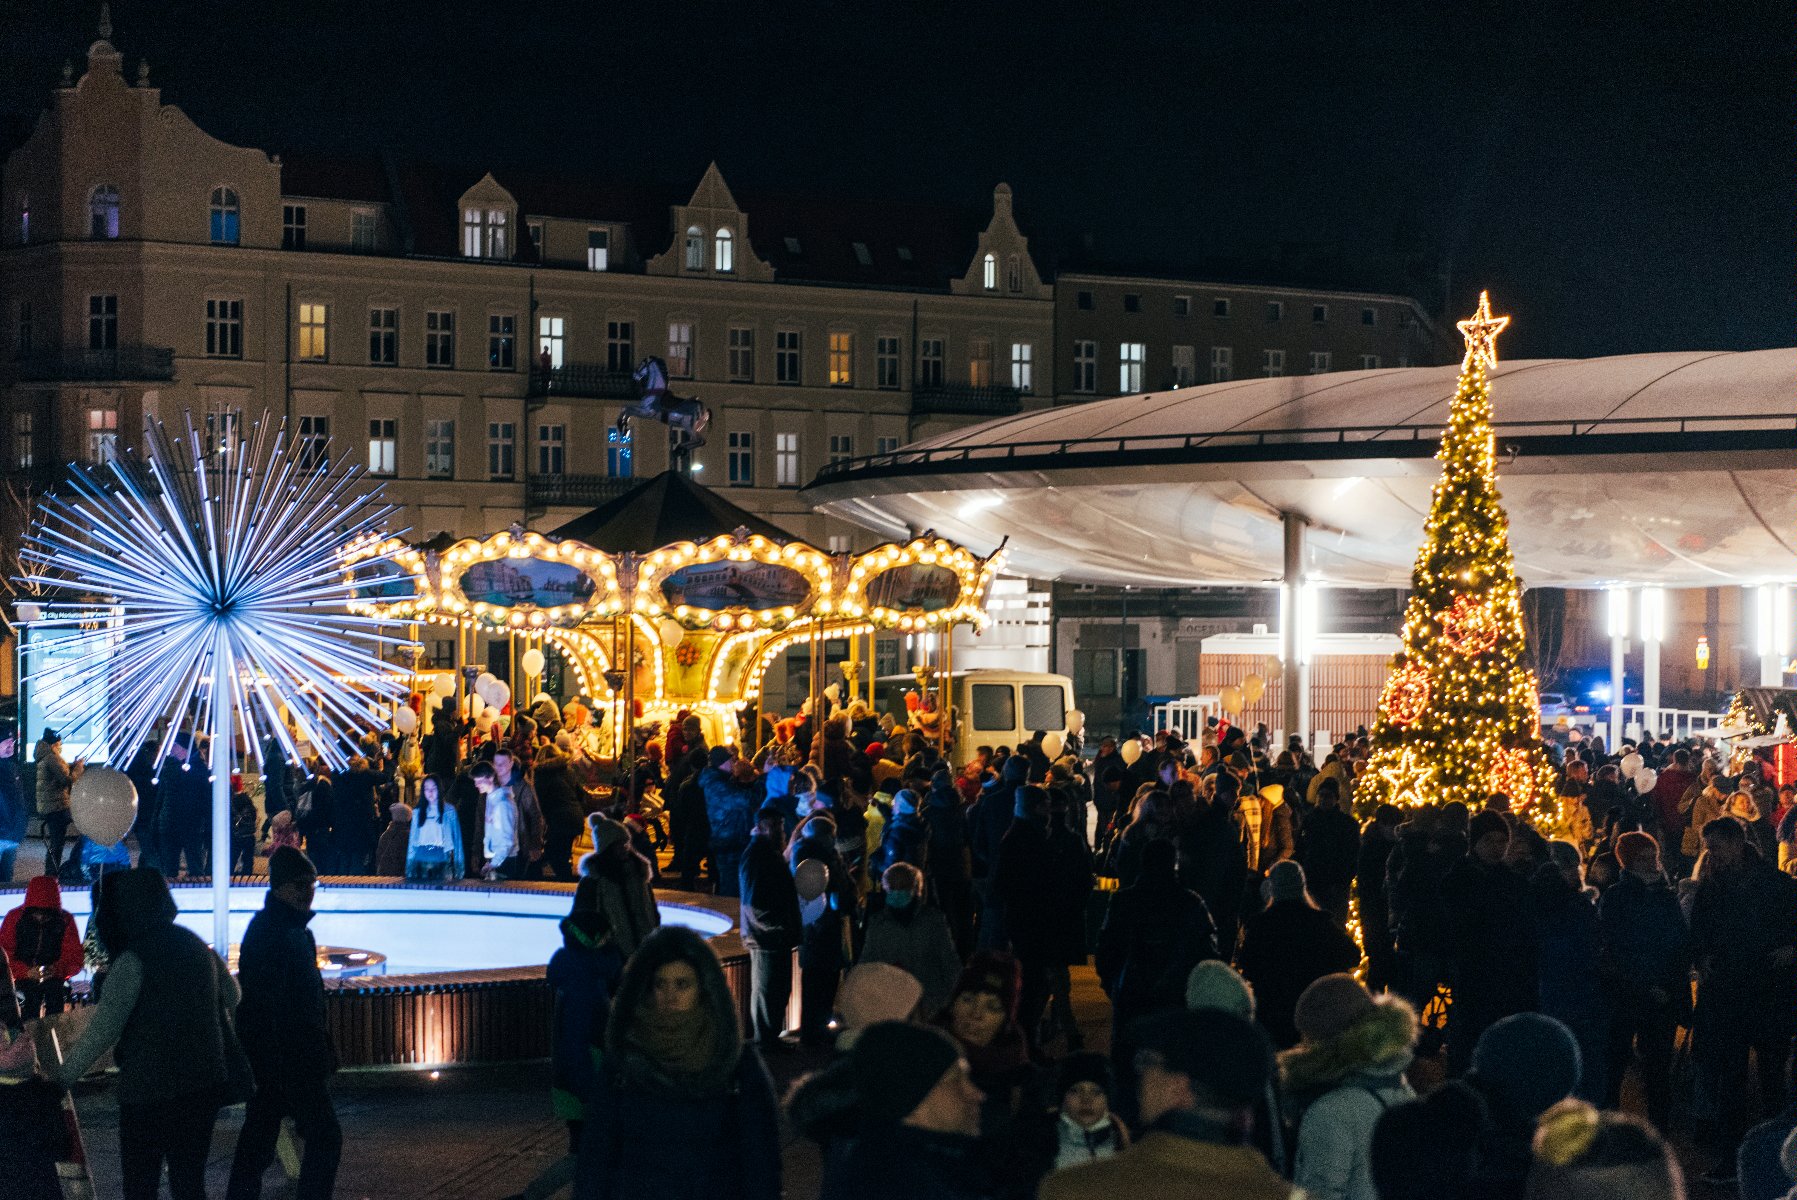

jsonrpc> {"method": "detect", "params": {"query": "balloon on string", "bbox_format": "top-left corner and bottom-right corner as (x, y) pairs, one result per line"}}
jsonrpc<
(1041, 731), (1065, 759)
(521, 648), (545, 677)
(476, 671), (498, 696)
(658, 618), (685, 649)
(393, 707), (417, 734)
(1219, 685), (1244, 715)
(1065, 709), (1086, 737)
(794, 858), (829, 902)
(70, 766), (137, 847)
(1620, 752), (1643, 779)
(1242, 674), (1266, 704)
(490, 681), (511, 710)
(1633, 766), (1657, 794)
(462, 692), (485, 719)
(475, 709), (496, 731)
(430, 673), (455, 699)
(1119, 739), (1142, 766)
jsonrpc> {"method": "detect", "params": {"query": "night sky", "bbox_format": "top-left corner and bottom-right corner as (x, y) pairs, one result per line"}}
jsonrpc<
(0, 0), (1786, 360)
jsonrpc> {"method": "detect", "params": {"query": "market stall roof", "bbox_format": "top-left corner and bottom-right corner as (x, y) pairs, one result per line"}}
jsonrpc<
(549, 470), (799, 550)
(802, 348), (1797, 590)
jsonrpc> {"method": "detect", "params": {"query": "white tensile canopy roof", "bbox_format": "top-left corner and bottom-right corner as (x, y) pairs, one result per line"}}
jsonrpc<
(804, 349), (1797, 590)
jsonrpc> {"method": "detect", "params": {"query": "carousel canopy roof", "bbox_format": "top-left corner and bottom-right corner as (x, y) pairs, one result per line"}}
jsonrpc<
(549, 470), (799, 550)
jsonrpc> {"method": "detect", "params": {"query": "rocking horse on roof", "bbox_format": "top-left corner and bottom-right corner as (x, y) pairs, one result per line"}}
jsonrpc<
(619, 355), (711, 451)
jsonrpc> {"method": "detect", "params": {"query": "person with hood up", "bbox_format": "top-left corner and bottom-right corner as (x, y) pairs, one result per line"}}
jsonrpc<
(701, 746), (760, 897)
(573, 925), (780, 1200)
(936, 950), (1035, 1133)
(1095, 838), (1218, 1049)
(996, 784), (1094, 1054)
(0, 875), (84, 1018)
(969, 754), (1028, 950)
(861, 862), (963, 1018)
(876, 786), (931, 877)
(1279, 973), (1417, 1200)
(1235, 859), (1361, 1049)
(1253, 780), (1297, 873)
(545, 877), (625, 1155)
(374, 800), (412, 876)
(739, 801), (801, 1048)
(578, 812), (661, 958)
(922, 766), (975, 956)
(50, 867), (244, 1200)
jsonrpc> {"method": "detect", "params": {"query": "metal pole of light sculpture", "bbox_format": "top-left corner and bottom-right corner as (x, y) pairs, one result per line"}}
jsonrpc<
(17, 412), (413, 957)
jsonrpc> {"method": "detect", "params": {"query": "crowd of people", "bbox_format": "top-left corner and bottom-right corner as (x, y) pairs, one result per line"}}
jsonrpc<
(2, 692), (1796, 1199)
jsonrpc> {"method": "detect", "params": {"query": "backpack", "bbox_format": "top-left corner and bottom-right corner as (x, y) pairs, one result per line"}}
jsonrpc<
(14, 908), (65, 970)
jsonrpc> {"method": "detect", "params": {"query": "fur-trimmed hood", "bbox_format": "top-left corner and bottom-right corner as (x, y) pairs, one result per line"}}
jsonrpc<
(603, 925), (741, 1099)
(1278, 995), (1417, 1101)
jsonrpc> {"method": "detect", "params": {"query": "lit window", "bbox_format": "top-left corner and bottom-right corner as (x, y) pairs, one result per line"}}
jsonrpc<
(425, 310), (455, 369)
(89, 185), (120, 239)
(968, 338), (992, 388)
(829, 332), (853, 386)
(1267, 301), (1284, 322)
(1312, 304), (1327, 324)
(298, 303), (328, 361)
(1073, 341), (1096, 393)
(827, 434), (854, 466)
(202, 297), (240, 359)
(426, 419), (456, 478)
(667, 321), (693, 378)
(368, 308), (397, 365)
(587, 229), (609, 271)
(282, 204), (307, 250)
(1173, 295), (1191, 317)
(1119, 342), (1144, 393)
(606, 321), (634, 372)
(89, 294), (119, 351)
(462, 208), (481, 257)
(1171, 345), (1195, 387)
(775, 432), (800, 485)
(727, 326), (754, 382)
(852, 241), (872, 266)
(1360, 354), (1381, 370)
(714, 227), (734, 273)
(1309, 351), (1332, 374)
(982, 253), (996, 290)
(607, 426), (633, 478)
(297, 415), (330, 471)
(876, 336), (901, 389)
(209, 187), (239, 245)
(12, 411), (32, 470)
(85, 406), (118, 463)
(351, 209), (378, 251)
(1361, 307), (1377, 326)
(367, 418), (397, 476)
(484, 209), (508, 258)
(776, 330), (802, 384)
(537, 424), (565, 476)
(488, 314), (516, 371)
(1006, 255), (1022, 292)
(919, 339), (945, 387)
(1009, 342), (1032, 392)
(684, 225), (704, 270)
(487, 422), (515, 480)
(537, 316), (565, 369)
(727, 430), (754, 486)
(1210, 345), (1232, 382)
(1262, 349), (1285, 377)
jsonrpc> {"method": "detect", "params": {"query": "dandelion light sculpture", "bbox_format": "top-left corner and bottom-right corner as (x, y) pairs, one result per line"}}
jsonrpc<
(18, 412), (413, 952)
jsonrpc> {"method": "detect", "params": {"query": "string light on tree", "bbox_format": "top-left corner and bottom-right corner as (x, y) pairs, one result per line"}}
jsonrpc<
(1360, 292), (1558, 827)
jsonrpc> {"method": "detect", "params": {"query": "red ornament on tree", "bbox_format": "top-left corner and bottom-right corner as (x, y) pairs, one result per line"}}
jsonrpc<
(1380, 664), (1431, 726)
(1487, 747), (1536, 804)
(1438, 594), (1501, 656)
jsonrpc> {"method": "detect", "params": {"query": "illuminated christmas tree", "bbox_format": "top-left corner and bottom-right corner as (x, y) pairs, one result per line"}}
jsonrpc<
(1361, 292), (1556, 824)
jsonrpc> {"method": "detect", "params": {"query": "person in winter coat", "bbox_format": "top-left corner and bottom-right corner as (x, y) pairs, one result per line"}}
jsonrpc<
(330, 756), (383, 874)
(1235, 860), (1361, 1049)
(1460, 1013), (1584, 1199)
(935, 951), (1037, 1135)
(155, 731), (210, 878)
(1597, 830), (1687, 1128)
(969, 754), (1028, 950)
(0, 875), (84, 1018)
(0, 723), (26, 882)
(1280, 974), (1417, 1200)
(921, 768), (975, 956)
(574, 925), (781, 1200)
(1384, 802), (1466, 1010)
(578, 814), (661, 958)
(226, 847), (339, 1200)
(421, 698), (467, 779)
(738, 802), (801, 1047)
(374, 801), (412, 876)
(788, 813), (854, 1045)
(404, 774), (465, 883)
(1441, 808), (1538, 1074)
(1176, 781), (1249, 961)
(51, 867), (243, 1200)
(997, 784), (1094, 1052)
(1095, 838), (1218, 1047)
(34, 728), (82, 876)
(493, 749), (546, 878)
(666, 746), (710, 887)
(1254, 782), (1298, 873)
(861, 862), (964, 1018)
(471, 762), (521, 879)
(810, 713), (858, 789)
(1530, 841), (1609, 1105)
(1299, 778), (1361, 924)
(530, 741), (587, 881)
(702, 748), (760, 897)
(545, 877), (625, 1151)
(1354, 803), (1403, 993)
(1526, 1100), (1687, 1200)
(876, 787), (931, 877)
(1107, 787), (1171, 890)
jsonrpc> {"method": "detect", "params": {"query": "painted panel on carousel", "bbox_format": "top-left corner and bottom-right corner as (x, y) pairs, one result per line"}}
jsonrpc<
(340, 534), (429, 618)
(461, 558), (596, 609)
(438, 532), (620, 627)
(659, 559), (812, 612)
(864, 562), (959, 612)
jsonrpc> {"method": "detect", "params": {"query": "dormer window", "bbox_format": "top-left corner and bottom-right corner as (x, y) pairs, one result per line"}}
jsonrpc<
(896, 246), (913, 263)
(852, 241), (872, 266)
(714, 227), (734, 273)
(784, 236), (802, 255)
(463, 208), (508, 258)
(982, 253), (996, 290)
(1006, 254), (1021, 293)
(89, 185), (120, 239)
(685, 225), (704, 270)
(209, 187), (240, 245)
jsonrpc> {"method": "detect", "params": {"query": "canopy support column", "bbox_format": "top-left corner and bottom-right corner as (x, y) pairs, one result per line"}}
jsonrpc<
(1641, 587), (1664, 742)
(1606, 587), (1629, 749)
(1280, 515), (1308, 748)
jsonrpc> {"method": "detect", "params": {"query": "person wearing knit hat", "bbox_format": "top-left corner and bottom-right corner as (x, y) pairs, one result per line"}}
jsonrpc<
(1525, 1099), (1687, 1200)
(1236, 859), (1360, 1049)
(1280, 974), (1418, 1200)
(374, 800), (413, 875)
(1369, 1080), (1490, 1200)
(1463, 1011), (1583, 1199)
(935, 950), (1031, 1114)
(834, 962), (924, 1048)
(1045, 1051), (1129, 1172)
(1187, 960), (1256, 1018)
(576, 813), (661, 958)
(1440, 805), (1535, 1075)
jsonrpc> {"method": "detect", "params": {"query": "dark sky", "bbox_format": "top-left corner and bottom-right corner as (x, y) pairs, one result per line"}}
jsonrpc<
(1, 0), (1787, 359)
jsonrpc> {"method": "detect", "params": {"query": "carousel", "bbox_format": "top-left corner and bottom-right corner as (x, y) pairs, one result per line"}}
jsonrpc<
(341, 470), (1005, 766)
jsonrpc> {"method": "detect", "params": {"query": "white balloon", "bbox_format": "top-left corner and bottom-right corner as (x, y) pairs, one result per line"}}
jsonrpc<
(475, 709), (497, 731)
(462, 693), (484, 719)
(430, 673), (455, 699)
(521, 648), (546, 676)
(658, 617), (685, 649)
(394, 707), (418, 734)
(70, 766), (137, 847)
(475, 679), (500, 706)
(1620, 752), (1643, 779)
(490, 681), (511, 709)
(15, 602), (42, 623)
(1633, 767), (1657, 794)
(1041, 730), (1065, 759)
(476, 672), (498, 695)
(1065, 710), (1086, 737)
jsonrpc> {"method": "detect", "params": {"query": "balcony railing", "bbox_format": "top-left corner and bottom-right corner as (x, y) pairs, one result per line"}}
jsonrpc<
(16, 346), (176, 382)
(910, 382), (1023, 417)
(528, 363), (639, 400)
(526, 473), (637, 507)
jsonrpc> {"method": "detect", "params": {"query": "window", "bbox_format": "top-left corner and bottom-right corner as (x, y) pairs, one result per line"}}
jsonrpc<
(1119, 342), (1144, 393)
(852, 241), (872, 266)
(1210, 345), (1232, 382)
(775, 330), (802, 384)
(85, 406), (118, 463)
(982, 253), (996, 290)
(775, 432), (800, 485)
(488, 314), (515, 370)
(487, 422), (515, 480)
(203, 297), (240, 358)
(538, 316), (565, 369)
(368, 308), (397, 365)
(1171, 345), (1196, 387)
(367, 418), (397, 476)
(297, 303), (327, 361)
(727, 430), (753, 486)
(351, 209), (377, 251)
(785, 236), (803, 255)
(727, 326), (754, 381)
(297, 415), (330, 471)
(527, 221), (543, 254)
(9, 410), (32, 469)
(487, 210), (508, 257)
(1076, 290), (1094, 311)
(462, 208), (481, 257)
(827, 434), (854, 466)
(1173, 295), (1191, 317)
(606, 321), (634, 372)
(968, 338), (992, 388)
(425, 310), (455, 369)
(586, 229), (609, 271)
(203, 411), (242, 459)
(209, 187), (239, 245)
(1262, 349), (1285, 377)
(15, 301), (31, 358)
(919, 338), (945, 387)
(282, 204), (307, 250)
(1360, 354), (1381, 370)
(1312, 304), (1327, 324)
(714, 227), (734, 273)
(667, 321), (693, 378)
(1010, 342), (1033, 392)
(1123, 293), (1141, 313)
(425, 419), (455, 478)
(1309, 351), (1332, 374)
(463, 208), (508, 258)
(876, 336), (901, 389)
(1267, 301), (1284, 322)
(606, 426), (633, 478)
(971, 683), (1017, 731)
(895, 245), (912, 263)
(828, 332), (853, 386)
(1213, 298), (1231, 318)
(1022, 684), (1066, 733)
(684, 225), (704, 270)
(1072, 649), (1116, 697)
(1006, 254), (1021, 293)
(89, 294), (118, 351)
(537, 424), (565, 476)
(876, 436), (900, 456)
(89, 185), (120, 239)
(1073, 340), (1097, 392)
(1361, 307), (1377, 326)
(827, 535), (851, 554)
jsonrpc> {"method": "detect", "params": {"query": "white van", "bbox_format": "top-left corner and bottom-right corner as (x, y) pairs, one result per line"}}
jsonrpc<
(874, 670), (1076, 764)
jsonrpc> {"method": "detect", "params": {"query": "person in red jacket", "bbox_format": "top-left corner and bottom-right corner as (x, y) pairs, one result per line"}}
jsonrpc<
(0, 876), (84, 1018)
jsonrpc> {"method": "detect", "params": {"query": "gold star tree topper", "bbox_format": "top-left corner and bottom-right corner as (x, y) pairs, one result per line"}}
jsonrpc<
(1456, 290), (1511, 370)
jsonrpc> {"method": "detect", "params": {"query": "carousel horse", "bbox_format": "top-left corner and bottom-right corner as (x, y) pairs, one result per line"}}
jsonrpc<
(619, 356), (711, 448)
